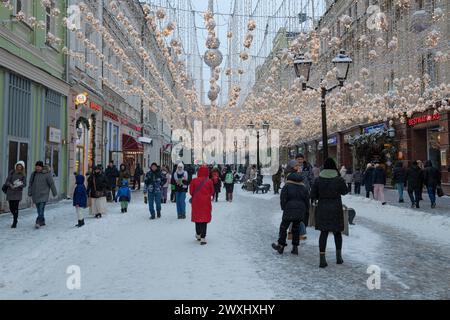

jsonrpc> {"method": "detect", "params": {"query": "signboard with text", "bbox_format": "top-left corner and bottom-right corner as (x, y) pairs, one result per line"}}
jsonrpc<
(408, 114), (440, 126)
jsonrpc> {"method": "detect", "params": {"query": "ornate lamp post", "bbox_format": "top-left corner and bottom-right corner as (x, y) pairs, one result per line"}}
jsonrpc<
(247, 120), (269, 175)
(294, 50), (352, 160)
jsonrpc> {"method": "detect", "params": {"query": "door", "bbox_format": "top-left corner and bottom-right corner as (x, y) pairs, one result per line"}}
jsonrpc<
(44, 144), (60, 200)
(428, 128), (441, 168)
(7, 140), (29, 208)
(75, 146), (85, 175)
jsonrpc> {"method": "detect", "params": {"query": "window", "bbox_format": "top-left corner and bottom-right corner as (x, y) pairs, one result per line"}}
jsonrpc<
(416, 0), (424, 9)
(13, 0), (32, 16)
(45, 1), (57, 38)
(45, 145), (59, 177)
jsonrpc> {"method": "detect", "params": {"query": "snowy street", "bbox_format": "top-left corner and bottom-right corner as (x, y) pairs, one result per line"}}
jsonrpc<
(1, 181), (449, 300)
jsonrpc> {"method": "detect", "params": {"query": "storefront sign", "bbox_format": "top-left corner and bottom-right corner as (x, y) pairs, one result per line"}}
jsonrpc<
(408, 114), (440, 126)
(364, 123), (386, 134)
(75, 92), (88, 105)
(104, 110), (119, 122)
(318, 136), (337, 148)
(47, 126), (61, 144)
(90, 101), (101, 112)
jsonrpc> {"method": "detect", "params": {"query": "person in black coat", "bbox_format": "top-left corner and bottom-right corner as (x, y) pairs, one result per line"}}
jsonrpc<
(405, 161), (424, 209)
(392, 161), (406, 203)
(272, 173), (310, 255)
(362, 163), (375, 198)
(133, 163), (144, 190)
(105, 161), (119, 201)
(311, 158), (348, 268)
(372, 163), (387, 205)
(423, 160), (441, 208)
(86, 165), (108, 218)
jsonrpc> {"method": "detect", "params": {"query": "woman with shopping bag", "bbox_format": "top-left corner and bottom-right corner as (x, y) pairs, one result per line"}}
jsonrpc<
(311, 158), (349, 268)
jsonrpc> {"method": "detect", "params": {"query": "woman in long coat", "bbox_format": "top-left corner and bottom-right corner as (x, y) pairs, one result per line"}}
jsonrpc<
(4, 161), (27, 228)
(190, 165), (215, 245)
(311, 158), (349, 268)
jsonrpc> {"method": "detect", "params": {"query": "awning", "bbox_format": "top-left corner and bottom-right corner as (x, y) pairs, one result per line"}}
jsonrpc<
(138, 137), (153, 144)
(122, 134), (144, 153)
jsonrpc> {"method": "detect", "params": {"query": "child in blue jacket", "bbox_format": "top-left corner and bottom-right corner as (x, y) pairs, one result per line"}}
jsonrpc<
(116, 179), (131, 213)
(73, 174), (87, 228)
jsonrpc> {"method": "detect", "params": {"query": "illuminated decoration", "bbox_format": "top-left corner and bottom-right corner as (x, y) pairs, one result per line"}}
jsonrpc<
(408, 113), (440, 126)
(75, 92), (88, 106)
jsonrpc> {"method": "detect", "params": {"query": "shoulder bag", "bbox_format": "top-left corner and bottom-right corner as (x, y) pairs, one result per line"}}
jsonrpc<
(189, 178), (208, 204)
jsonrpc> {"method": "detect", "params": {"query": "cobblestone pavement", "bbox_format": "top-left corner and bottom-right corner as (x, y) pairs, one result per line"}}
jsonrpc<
(234, 186), (450, 299)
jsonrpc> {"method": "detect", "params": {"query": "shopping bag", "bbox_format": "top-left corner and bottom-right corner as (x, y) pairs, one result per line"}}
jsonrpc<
(342, 205), (350, 236)
(437, 185), (444, 197)
(308, 203), (316, 228)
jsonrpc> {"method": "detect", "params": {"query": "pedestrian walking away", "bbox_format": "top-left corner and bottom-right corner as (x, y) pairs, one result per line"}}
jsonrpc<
(405, 161), (424, 209)
(423, 160), (441, 208)
(373, 163), (387, 205)
(223, 165), (235, 202)
(392, 161), (406, 203)
(344, 167), (353, 194)
(4, 161), (27, 228)
(144, 163), (163, 219)
(28, 161), (58, 228)
(172, 162), (189, 219)
(73, 174), (87, 227)
(190, 165), (215, 245)
(353, 167), (362, 195)
(133, 163), (144, 190)
(311, 158), (349, 268)
(272, 166), (283, 194)
(363, 163), (375, 198)
(105, 161), (119, 202)
(116, 179), (131, 213)
(87, 165), (108, 219)
(272, 172), (310, 255)
(210, 166), (222, 202)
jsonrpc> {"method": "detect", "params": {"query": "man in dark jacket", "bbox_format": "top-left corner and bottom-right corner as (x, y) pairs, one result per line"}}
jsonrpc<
(133, 163), (144, 190)
(353, 168), (362, 195)
(392, 161), (406, 203)
(28, 161), (58, 228)
(144, 163), (163, 219)
(272, 173), (310, 255)
(405, 161), (424, 209)
(362, 163), (375, 198)
(272, 166), (283, 194)
(423, 160), (441, 208)
(296, 154), (313, 191)
(105, 161), (119, 201)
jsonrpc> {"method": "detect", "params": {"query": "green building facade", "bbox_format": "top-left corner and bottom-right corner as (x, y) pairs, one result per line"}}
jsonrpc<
(0, 0), (69, 211)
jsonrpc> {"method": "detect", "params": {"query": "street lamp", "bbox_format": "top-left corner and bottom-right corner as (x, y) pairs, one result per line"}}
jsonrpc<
(247, 121), (269, 175)
(294, 49), (352, 160)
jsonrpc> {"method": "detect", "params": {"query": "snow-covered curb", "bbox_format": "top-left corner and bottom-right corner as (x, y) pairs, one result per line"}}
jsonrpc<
(342, 195), (450, 247)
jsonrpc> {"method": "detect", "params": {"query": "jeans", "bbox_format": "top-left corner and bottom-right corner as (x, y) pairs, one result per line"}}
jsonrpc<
(161, 187), (168, 202)
(176, 192), (186, 217)
(354, 183), (361, 195)
(373, 184), (385, 203)
(36, 202), (46, 223)
(408, 188), (422, 206)
(396, 183), (404, 201)
(427, 186), (436, 205)
(148, 192), (162, 217)
(279, 220), (300, 246)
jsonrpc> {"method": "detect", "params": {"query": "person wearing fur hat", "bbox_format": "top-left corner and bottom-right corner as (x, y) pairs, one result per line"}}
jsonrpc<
(144, 163), (163, 219)
(73, 174), (87, 227)
(272, 172), (310, 255)
(4, 161), (27, 228)
(171, 162), (189, 219)
(311, 158), (349, 268)
(28, 161), (57, 228)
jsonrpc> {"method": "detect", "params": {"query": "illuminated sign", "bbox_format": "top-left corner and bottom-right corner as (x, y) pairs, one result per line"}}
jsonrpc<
(75, 92), (88, 105)
(104, 110), (119, 122)
(408, 113), (440, 126)
(90, 101), (101, 112)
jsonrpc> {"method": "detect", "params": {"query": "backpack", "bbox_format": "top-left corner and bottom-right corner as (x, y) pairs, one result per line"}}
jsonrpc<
(225, 172), (233, 184)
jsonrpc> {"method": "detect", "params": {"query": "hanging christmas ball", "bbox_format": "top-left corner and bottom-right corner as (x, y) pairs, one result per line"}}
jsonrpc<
(294, 117), (302, 126)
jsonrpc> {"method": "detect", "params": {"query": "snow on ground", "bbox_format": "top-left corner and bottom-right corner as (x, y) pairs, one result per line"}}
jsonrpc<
(341, 195), (450, 247)
(0, 192), (274, 299)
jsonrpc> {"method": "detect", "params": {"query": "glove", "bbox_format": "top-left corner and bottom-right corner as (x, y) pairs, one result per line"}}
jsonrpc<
(144, 196), (148, 204)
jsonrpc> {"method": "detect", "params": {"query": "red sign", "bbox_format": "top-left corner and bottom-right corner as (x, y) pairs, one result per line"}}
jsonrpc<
(408, 113), (440, 126)
(104, 110), (119, 122)
(90, 101), (102, 112)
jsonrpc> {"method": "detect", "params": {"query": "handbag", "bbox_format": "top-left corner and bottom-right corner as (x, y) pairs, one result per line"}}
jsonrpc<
(437, 185), (444, 197)
(189, 178), (208, 204)
(308, 202), (316, 227)
(2, 183), (8, 194)
(342, 205), (350, 236)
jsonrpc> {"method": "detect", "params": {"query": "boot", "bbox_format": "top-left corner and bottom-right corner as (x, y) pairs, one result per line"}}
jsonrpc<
(121, 208), (124, 213)
(271, 243), (284, 254)
(76, 219), (85, 228)
(196, 234), (201, 241)
(125, 207), (127, 213)
(11, 214), (18, 228)
(157, 211), (161, 218)
(319, 252), (328, 268)
(336, 250), (344, 264)
(291, 245), (298, 255)
(200, 238), (207, 245)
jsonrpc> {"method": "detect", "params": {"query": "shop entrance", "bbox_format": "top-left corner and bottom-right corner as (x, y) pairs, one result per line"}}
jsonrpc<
(428, 128), (441, 168)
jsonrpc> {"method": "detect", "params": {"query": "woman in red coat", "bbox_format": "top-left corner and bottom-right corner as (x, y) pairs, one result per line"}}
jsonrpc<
(190, 165), (215, 245)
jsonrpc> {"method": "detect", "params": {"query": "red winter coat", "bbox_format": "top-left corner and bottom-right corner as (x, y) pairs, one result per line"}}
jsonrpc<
(190, 166), (215, 223)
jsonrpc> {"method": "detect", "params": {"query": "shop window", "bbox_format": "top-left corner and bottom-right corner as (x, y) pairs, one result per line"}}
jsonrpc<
(8, 140), (28, 175)
(45, 145), (59, 177)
